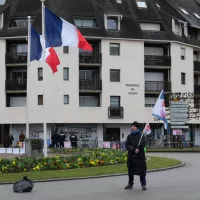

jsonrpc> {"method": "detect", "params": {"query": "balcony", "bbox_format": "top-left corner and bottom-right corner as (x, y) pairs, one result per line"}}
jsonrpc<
(194, 85), (200, 95)
(79, 79), (102, 91)
(6, 80), (27, 91)
(6, 53), (27, 65)
(108, 107), (124, 119)
(79, 52), (102, 65)
(145, 81), (171, 92)
(194, 61), (200, 72)
(144, 55), (171, 66)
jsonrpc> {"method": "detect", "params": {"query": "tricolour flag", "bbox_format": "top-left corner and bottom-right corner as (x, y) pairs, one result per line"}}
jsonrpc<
(45, 7), (93, 51)
(152, 90), (168, 130)
(30, 26), (60, 74)
(143, 123), (151, 135)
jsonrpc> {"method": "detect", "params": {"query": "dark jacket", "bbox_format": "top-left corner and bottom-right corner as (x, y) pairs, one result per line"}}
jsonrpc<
(51, 133), (59, 142)
(59, 133), (66, 142)
(125, 130), (146, 175)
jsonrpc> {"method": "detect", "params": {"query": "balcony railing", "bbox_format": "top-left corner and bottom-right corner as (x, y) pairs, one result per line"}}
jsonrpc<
(145, 81), (171, 92)
(194, 61), (200, 72)
(79, 79), (102, 91)
(194, 85), (200, 95)
(6, 53), (27, 64)
(108, 107), (124, 118)
(79, 52), (102, 64)
(144, 55), (171, 66)
(6, 80), (27, 91)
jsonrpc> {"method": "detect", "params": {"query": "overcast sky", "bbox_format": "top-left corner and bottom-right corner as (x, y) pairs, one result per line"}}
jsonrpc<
(0, 0), (5, 5)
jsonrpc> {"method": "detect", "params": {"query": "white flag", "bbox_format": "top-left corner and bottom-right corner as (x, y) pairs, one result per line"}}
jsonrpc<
(143, 123), (151, 135)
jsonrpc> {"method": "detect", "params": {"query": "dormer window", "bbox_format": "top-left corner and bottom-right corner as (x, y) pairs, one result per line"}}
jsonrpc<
(105, 15), (122, 31)
(136, 0), (147, 9)
(172, 19), (188, 37)
(74, 18), (97, 28)
(179, 7), (189, 15)
(0, 13), (4, 29)
(10, 18), (34, 28)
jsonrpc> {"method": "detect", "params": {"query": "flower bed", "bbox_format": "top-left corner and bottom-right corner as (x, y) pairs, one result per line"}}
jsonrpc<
(0, 149), (127, 174)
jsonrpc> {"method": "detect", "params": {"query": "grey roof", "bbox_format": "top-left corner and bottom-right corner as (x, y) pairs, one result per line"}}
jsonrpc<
(0, 0), (200, 47)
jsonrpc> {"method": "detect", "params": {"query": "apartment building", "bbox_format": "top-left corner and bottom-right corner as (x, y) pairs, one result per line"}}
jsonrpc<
(0, 0), (200, 147)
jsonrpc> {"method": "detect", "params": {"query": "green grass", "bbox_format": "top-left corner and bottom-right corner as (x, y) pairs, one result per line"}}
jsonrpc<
(147, 147), (200, 152)
(0, 156), (181, 183)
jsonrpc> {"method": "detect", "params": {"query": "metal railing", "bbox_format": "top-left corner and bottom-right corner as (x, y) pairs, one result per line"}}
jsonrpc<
(194, 85), (200, 95)
(194, 61), (200, 72)
(145, 81), (171, 92)
(108, 107), (124, 118)
(79, 79), (102, 90)
(79, 52), (102, 64)
(144, 55), (171, 66)
(6, 52), (27, 64)
(5, 79), (27, 91)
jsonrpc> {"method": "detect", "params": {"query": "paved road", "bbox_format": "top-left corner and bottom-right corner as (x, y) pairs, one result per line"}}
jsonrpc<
(0, 153), (199, 200)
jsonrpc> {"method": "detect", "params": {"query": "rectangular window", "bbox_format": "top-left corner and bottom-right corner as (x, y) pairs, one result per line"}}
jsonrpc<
(10, 18), (34, 28)
(74, 19), (97, 28)
(38, 68), (43, 81)
(110, 69), (120, 82)
(181, 48), (186, 60)
(181, 72), (186, 85)
(79, 95), (100, 107)
(64, 95), (69, 104)
(110, 96), (120, 107)
(107, 17), (118, 30)
(110, 43), (120, 56)
(63, 46), (69, 54)
(63, 68), (69, 81)
(140, 23), (160, 31)
(38, 95), (43, 105)
(136, 0), (147, 8)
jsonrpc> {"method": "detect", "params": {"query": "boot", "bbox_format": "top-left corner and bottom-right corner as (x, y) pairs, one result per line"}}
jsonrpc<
(142, 185), (147, 190)
(125, 184), (133, 189)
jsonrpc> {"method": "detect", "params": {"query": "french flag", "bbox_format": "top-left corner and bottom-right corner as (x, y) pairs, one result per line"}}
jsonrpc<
(30, 26), (60, 74)
(45, 7), (93, 51)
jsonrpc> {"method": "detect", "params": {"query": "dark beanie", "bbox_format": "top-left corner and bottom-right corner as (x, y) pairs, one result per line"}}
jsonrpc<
(131, 121), (140, 129)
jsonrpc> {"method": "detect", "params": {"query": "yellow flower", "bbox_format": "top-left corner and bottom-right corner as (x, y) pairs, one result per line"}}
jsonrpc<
(12, 161), (16, 165)
(77, 158), (82, 162)
(111, 153), (113, 155)
(44, 162), (47, 165)
(66, 164), (70, 168)
(90, 161), (95, 165)
(96, 160), (99, 163)
(35, 166), (40, 170)
(24, 168), (27, 172)
(33, 167), (36, 171)
(124, 157), (127, 161)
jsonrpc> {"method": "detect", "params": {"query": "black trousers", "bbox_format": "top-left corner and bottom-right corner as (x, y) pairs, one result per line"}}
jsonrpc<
(127, 160), (146, 186)
(52, 142), (59, 148)
(60, 141), (64, 148)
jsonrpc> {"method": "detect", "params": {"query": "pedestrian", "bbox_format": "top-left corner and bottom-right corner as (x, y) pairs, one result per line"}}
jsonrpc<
(51, 130), (59, 148)
(125, 121), (147, 190)
(59, 131), (66, 148)
(8, 133), (14, 147)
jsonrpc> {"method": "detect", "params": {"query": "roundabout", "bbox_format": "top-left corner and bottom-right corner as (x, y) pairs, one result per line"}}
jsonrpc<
(0, 152), (197, 200)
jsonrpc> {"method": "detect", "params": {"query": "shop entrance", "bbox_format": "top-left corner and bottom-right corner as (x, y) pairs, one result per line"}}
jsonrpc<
(104, 128), (120, 141)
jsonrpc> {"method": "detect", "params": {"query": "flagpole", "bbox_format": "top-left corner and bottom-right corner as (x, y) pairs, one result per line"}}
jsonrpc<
(41, 0), (47, 157)
(26, 16), (31, 143)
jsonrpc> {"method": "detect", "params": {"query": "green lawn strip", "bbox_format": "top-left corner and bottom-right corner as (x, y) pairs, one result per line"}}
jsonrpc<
(147, 148), (200, 152)
(0, 156), (181, 183)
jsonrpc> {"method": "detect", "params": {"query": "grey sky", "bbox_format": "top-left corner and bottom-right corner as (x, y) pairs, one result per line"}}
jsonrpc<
(0, 0), (5, 5)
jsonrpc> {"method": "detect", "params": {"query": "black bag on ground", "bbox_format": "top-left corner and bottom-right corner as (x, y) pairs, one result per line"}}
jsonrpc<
(13, 176), (34, 193)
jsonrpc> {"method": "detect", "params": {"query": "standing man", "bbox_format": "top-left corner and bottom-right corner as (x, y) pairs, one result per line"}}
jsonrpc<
(125, 121), (147, 190)
(59, 131), (66, 148)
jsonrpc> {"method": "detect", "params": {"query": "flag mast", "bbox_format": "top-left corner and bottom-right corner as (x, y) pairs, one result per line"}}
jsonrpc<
(26, 16), (31, 142)
(41, 0), (48, 157)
